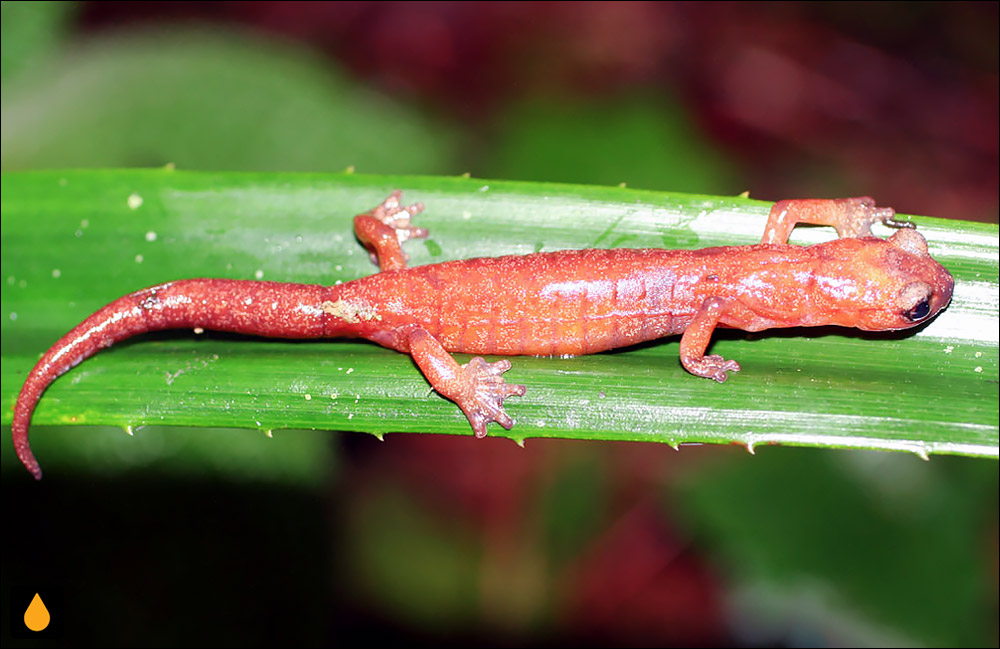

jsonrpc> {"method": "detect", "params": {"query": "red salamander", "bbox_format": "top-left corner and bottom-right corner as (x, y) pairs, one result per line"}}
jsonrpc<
(13, 193), (954, 479)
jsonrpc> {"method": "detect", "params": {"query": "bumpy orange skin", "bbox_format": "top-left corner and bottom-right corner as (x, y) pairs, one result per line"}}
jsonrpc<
(12, 194), (954, 479)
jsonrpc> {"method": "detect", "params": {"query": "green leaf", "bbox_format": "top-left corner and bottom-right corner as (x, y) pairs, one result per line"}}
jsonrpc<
(2, 169), (997, 478)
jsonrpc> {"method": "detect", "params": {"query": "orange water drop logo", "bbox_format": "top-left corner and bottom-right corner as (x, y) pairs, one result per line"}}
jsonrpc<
(24, 593), (50, 632)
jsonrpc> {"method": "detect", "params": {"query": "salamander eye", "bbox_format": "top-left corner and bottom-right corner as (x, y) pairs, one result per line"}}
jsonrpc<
(903, 298), (931, 322)
(899, 281), (933, 322)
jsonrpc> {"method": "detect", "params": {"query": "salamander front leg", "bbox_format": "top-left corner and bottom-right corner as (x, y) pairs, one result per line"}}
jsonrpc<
(354, 190), (428, 271)
(762, 197), (913, 244)
(680, 297), (741, 382)
(404, 327), (527, 437)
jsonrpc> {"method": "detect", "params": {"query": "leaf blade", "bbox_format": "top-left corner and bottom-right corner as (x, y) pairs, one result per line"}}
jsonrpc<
(2, 169), (996, 473)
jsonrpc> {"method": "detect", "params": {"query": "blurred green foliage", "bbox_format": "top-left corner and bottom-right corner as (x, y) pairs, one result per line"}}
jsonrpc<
(0, 0), (74, 83)
(489, 97), (736, 194)
(1, 29), (456, 173)
(673, 449), (998, 646)
(11, 424), (335, 487)
(347, 483), (483, 628)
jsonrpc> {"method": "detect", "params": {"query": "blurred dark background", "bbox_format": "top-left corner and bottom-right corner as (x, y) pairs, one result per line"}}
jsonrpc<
(2, 2), (997, 647)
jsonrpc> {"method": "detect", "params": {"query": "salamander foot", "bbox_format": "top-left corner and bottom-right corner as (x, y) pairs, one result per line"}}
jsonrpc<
(370, 190), (427, 242)
(684, 354), (741, 383)
(455, 358), (527, 438)
(354, 190), (429, 271)
(844, 196), (913, 235)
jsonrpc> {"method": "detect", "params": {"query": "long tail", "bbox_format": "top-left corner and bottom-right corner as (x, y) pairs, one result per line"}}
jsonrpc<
(13, 278), (334, 479)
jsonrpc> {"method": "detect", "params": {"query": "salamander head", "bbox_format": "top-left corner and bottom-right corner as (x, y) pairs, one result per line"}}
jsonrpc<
(813, 228), (954, 331)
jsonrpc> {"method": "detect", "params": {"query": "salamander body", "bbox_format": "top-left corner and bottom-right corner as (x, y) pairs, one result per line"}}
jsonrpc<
(12, 193), (954, 479)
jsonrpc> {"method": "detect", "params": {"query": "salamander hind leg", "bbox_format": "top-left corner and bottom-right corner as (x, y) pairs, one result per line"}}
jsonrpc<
(354, 190), (428, 271)
(404, 327), (526, 437)
(680, 297), (741, 383)
(762, 197), (913, 244)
